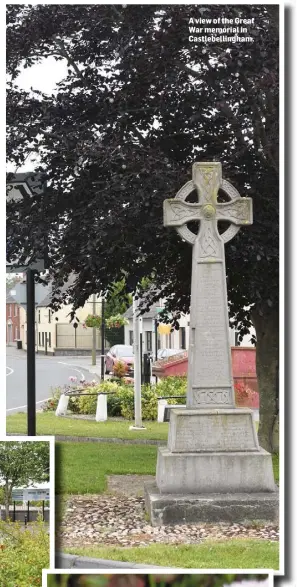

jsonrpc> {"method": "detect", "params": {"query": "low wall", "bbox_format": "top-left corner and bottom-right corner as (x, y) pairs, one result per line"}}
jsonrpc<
(152, 346), (259, 407)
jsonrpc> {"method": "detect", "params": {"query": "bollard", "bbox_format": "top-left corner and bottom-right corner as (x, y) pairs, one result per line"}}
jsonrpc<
(157, 399), (168, 423)
(143, 353), (151, 385)
(96, 393), (107, 422)
(24, 514), (27, 527)
(56, 393), (69, 416)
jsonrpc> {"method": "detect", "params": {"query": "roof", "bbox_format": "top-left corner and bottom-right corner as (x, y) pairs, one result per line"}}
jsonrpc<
(124, 300), (164, 320)
(37, 273), (77, 307)
(6, 292), (17, 304)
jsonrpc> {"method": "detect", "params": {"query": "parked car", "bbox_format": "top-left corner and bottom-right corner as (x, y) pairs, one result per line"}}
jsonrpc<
(105, 344), (134, 374)
(157, 348), (186, 361)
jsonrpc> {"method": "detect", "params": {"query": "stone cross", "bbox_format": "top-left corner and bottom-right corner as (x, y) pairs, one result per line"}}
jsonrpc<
(164, 162), (253, 409)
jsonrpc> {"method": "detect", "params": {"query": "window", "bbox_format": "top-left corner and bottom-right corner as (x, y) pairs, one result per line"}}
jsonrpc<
(14, 326), (18, 340)
(8, 304), (12, 317)
(146, 331), (152, 352)
(38, 310), (41, 323)
(180, 327), (186, 349)
(14, 304), (18, 317)
(48, 332), (51, 348)
(38, 332), (41, 346)
(48, 310), (51, 323)
(42, 332), (44, 347)
(129, 330), (134, 345)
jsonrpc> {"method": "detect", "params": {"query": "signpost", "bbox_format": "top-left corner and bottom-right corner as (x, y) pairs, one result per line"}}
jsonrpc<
(23, 488), (50, 501)
(11, 487), (50, 522)
(6, 172), (47, 436)
(12, 487), (50, 501)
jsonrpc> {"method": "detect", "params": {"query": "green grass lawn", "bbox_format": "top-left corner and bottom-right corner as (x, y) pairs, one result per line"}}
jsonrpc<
(7, 412), (169, 440)
(56, 441), (279, 495)
(64, 539), (279, 569)
(56, 441), (158, 494)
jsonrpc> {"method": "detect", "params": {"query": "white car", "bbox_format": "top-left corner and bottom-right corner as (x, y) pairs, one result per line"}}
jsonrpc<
(157, 348), (186, 360)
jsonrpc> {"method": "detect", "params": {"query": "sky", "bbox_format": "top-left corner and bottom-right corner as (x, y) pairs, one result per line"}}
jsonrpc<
(7, 56), (68, 173)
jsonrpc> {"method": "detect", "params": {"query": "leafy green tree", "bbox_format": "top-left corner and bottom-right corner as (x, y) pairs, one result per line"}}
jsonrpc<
(0, 441), (50, 519)
(6, 5), (279, 450)
(104, 280), (132, 320)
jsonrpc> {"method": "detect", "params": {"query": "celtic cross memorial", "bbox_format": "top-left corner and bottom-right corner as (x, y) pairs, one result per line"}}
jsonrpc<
(145, 161), (277, 527)
(163, 161), (253, 409)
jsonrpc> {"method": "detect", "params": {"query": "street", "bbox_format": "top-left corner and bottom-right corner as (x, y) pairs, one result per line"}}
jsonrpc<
(6, 347), (101, 413)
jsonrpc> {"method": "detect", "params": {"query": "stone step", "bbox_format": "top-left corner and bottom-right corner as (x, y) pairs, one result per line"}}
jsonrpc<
(156, 446), (276, 493)
(144, 482), (279, 526)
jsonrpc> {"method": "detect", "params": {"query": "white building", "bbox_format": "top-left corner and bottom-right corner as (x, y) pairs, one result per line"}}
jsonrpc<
(123, 299), (255, 358)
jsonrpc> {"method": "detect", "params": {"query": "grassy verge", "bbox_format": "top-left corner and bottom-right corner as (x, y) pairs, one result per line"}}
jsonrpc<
(56, 442), (279, 495)
(7, 412), (168, 440)
(64, 539), (279, 569)
(56, 442), (157, 494)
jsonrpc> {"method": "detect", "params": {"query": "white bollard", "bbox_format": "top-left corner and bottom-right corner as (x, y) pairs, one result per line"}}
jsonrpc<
(96, 393), (107, 422)
(55, 393), (69, 416)
(157, 399), (168, 423)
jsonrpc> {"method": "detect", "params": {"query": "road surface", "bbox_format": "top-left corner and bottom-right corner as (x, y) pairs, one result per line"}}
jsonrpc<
(6, 347), (101, 412)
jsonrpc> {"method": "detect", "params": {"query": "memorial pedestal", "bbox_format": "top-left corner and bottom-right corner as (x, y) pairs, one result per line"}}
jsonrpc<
(145, 408), (278, 525)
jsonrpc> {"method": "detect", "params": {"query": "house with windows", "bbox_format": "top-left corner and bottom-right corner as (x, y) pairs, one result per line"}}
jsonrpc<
(6, 292), (21, 345)
(14, 276), (103, 355)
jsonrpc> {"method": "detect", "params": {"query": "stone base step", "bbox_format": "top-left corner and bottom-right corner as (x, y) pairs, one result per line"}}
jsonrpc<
(156, 446), (276, 493)
(144, 482), (279, 526)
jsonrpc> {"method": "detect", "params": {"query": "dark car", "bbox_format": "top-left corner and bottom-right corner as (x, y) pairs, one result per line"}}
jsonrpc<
(105, 344), (134, 374)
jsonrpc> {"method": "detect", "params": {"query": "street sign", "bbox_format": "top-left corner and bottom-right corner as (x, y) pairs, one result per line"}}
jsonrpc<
(23, 488), (50, 501)
(11, 490), (24, 501)
(11, 487), (50, 501)
(6, 172), (47, 272)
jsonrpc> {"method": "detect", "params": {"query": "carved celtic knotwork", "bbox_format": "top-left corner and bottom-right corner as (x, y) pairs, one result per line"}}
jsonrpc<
(163, 163), (253, 251)
(199, 224), (218, 257)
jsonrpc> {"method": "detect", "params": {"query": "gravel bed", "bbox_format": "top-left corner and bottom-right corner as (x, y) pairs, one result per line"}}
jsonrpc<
(57, 493), (279, 549)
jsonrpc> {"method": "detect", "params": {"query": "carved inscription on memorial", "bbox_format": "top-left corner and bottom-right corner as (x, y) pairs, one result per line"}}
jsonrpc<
(191, 262), (231, 386)
(171, 413), (258, 452)
(192, 388), (232, 406)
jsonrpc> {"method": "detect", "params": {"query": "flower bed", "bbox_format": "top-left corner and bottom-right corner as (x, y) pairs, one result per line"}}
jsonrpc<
(45, 375), (258, 420)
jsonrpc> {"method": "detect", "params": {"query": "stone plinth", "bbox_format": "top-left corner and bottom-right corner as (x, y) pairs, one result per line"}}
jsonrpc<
(168, 409), (259, 452)
(156, 446), (276, 494)
(145, 483), (279, 526)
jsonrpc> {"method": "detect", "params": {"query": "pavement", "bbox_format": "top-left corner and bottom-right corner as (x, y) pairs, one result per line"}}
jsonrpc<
(56, 553), (173, 570)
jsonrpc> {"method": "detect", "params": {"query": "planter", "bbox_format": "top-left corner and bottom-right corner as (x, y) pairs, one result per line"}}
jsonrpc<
(85, 314), (102, 328)
(105, 314), (128, 329)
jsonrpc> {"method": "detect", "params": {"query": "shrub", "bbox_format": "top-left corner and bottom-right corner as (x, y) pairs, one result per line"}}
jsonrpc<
(77, 388), (98, 415)
(42, 386), (63, 412)
(78, 381), (121, 415)
(235, 381), (259, 407)
(113, 360), (128, 379)
(116, 385), (135, 419)
(0, 518), (49, 586)
(156, 376), (187, 399)
(116, 379), (187, 421)
(47, 376), (187, 421)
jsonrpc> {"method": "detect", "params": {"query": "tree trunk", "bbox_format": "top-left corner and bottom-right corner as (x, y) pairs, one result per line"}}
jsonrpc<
(252, 308), (279, 452)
